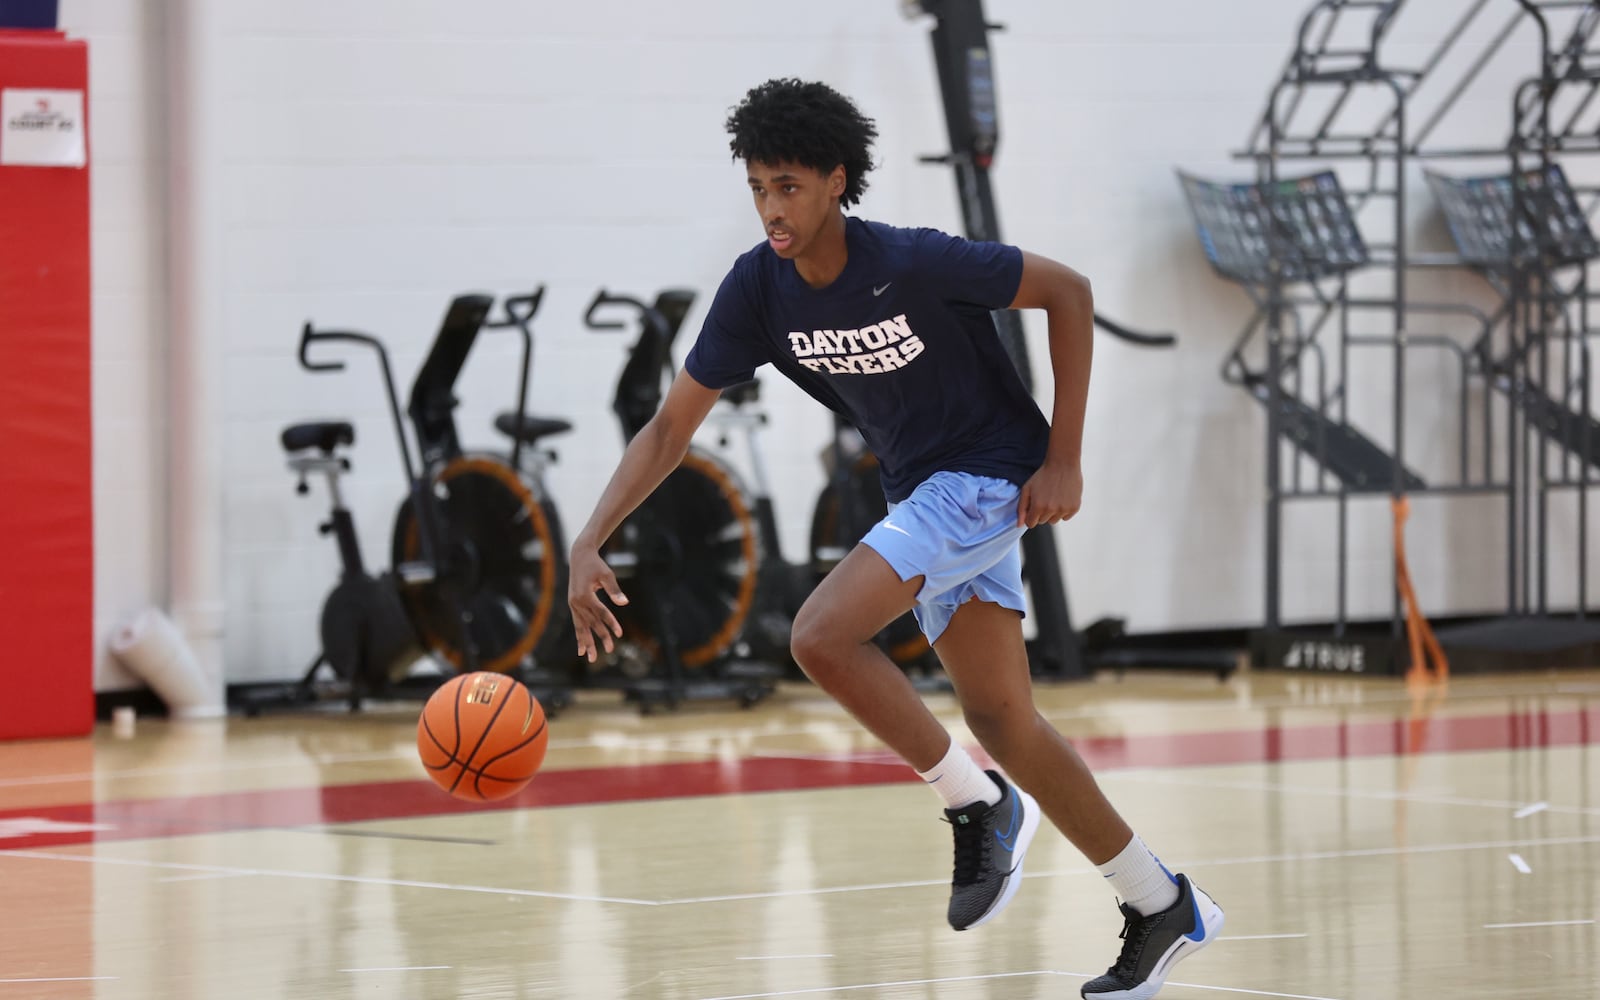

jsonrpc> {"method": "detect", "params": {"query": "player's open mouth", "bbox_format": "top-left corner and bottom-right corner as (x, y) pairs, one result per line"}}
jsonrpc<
(768, 229), (794, 251)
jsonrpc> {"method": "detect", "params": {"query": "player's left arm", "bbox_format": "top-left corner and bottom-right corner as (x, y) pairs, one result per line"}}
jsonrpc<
(1008, 250), (1093, 528)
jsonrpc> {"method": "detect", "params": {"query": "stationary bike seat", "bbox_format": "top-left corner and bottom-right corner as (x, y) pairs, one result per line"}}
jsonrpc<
(281, 421), (354, 454)
(494, 412), (574, 445)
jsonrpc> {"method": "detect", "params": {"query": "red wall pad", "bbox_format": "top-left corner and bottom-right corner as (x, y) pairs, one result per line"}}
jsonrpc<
(0, 29), (93, 740)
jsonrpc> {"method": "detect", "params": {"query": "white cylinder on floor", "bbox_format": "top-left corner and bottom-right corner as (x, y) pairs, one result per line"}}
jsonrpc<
(108, 608), (225, 719)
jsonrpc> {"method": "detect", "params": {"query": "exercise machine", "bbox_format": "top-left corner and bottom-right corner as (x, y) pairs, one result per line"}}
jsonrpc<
(904, 0), (1235, 678)
(270, 418), (420, 709)
(1181, 0), (1600, 674)
(571, 288), (777, 710)
(387, 291), (573, 679)
(249, 291), (574, 713)
(706, 388), (936, 679)
(703, 377), (811, 673)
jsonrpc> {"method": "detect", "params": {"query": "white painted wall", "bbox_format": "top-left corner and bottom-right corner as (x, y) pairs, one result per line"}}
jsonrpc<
(58, 0), (1598, 687)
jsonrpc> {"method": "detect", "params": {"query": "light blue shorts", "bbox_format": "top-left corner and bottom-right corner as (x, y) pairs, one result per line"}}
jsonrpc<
(860, 471), (1027, 645)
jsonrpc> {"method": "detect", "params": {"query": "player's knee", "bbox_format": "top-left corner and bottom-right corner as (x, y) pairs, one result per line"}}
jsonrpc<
(962, 701), (1036, 762)
(789, 609), (840, 684)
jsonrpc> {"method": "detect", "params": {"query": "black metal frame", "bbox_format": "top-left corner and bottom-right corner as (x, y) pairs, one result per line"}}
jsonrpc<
(583, 289), (778, 712)
(905, 0), (1235, 678)
(905, 0), (1078, 677)
(1184, 0), (1600, 673)
(242, 291), (577, 715)
(1507, 2), (1600, 618)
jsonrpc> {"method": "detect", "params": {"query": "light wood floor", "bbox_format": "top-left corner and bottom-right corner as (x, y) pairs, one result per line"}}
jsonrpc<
(3, 668), (1598, 999)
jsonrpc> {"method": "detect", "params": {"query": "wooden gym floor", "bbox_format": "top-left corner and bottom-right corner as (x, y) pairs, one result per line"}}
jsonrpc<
(2, 667), (1598, 999)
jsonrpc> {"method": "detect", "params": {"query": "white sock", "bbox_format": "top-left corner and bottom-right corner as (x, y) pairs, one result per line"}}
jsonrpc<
(1097, 834), (1181, 916)
(915, 739), (1002, 810)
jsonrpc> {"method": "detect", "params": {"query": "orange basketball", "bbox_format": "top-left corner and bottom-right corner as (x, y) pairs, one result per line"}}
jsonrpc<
(416, 671), (549, 801)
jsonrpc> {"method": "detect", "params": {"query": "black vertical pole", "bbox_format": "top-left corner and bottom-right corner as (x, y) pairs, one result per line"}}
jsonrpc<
(1264, 86), (1285, 634)
(910, 0), (1082, 678)
(1389, 77), (1408, 640)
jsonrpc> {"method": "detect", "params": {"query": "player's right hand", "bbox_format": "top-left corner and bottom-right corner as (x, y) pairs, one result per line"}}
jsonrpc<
(568, 544), (628, 663)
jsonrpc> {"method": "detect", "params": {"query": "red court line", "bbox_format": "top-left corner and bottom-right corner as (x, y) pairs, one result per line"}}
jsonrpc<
(0, 705), (1593, 852)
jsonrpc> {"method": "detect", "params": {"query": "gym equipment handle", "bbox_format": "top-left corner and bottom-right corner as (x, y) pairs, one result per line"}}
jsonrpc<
(1093, 314), (1177, 348)
(485, 286), (546, 330)
(584, 288), (655, 331)
(296, 320), (419, 483)
(299, 322), (395, 372)
(480, 286), (547, 474)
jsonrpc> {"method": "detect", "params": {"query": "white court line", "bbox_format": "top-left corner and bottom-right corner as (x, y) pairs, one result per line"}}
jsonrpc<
(1222, 933), (1308, 941)
(699, 970), (1340, 1000)
(1484, 919), (1595, 929)
(1514, 801), (1550, 819)
(158, 871), (252, 883)
(699, 970), (1058, 999)
(341, 965), (451, 973)
(660, 832), (1600, 906)
(0, 978), (118, 984)
(1162, 982), (1341, 1000)
(1186, 833), (1600, 871)
(10, 833), (1599, 910)
(1117, 771), (1600, 819)
(0, 848), (658, 906)
(1508, 853), (1533, 874)
(665, 877), (948, 905)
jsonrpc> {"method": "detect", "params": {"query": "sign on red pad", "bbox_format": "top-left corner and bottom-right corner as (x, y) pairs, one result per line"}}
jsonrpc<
(2, 86), (86, 166)
(0, 30), (93, 740)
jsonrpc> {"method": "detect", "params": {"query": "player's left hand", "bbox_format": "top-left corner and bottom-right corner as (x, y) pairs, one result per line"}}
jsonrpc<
(1017, 459), (1083, 528)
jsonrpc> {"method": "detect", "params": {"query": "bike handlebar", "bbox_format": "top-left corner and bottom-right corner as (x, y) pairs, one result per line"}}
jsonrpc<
(479, 287), (545, 475)
(295, 320), (416, 482)
(1093, 313), (1177, 348)
(485, 286), (546, 330)
(298, 323), (396, 372)
(584, 288), (654, 331)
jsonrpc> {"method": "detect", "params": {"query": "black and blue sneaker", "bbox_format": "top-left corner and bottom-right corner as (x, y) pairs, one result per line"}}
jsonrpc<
(943, 770), (1041, 930)
(1081, 873), (1225, 999)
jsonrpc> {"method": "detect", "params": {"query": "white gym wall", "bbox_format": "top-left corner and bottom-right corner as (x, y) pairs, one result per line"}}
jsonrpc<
(64, 0), (1597, 688)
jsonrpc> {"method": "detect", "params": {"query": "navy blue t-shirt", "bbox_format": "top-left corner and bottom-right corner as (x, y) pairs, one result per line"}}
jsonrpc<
(684, 217), (1050, 503)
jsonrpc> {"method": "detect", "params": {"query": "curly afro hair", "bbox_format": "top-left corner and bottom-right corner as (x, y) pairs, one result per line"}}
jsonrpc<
(725, 78), (879, 208)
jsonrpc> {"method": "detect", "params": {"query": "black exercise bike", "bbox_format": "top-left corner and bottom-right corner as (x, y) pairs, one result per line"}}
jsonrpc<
(253, 290), (573, 713)
(556, 288), (777, 710)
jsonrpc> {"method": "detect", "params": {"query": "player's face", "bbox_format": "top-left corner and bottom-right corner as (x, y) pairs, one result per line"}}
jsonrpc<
(747, 161), (846, 259)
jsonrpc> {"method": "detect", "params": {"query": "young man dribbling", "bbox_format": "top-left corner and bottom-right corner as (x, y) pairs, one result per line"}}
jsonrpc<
(568, 78), (1223, 1000)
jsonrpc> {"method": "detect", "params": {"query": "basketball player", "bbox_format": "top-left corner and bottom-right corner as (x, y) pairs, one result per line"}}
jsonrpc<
(568, 78), (1223, 999)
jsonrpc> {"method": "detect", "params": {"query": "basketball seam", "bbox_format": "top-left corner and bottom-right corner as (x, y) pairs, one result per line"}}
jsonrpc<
(417, 675), (466, 769)
(418, 714), (457, 770)
(448, 677), (512, 795)
(471, 712), (548, 793)
(447, 675), (464, 760)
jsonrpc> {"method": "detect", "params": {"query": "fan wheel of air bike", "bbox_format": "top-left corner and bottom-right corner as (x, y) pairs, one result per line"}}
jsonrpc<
(809, 452), (933, 668)
(391, 454), (565, 675)
(600, 449), (760, 670)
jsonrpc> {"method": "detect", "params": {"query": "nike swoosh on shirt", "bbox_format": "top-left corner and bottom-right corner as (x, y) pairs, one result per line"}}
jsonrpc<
(873, 283), (892, 296)
(881, 522), (911, 537)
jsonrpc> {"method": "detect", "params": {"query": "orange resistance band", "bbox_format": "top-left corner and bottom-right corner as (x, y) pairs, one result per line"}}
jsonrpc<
(1392, 497), (1450, 682)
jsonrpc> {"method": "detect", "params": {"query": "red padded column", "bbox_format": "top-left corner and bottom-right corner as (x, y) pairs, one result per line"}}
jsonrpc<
(0, 29), (93, 740)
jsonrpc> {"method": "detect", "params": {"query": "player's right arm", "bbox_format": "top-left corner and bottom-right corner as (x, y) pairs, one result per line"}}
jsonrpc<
(568, 369), (723, 662)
